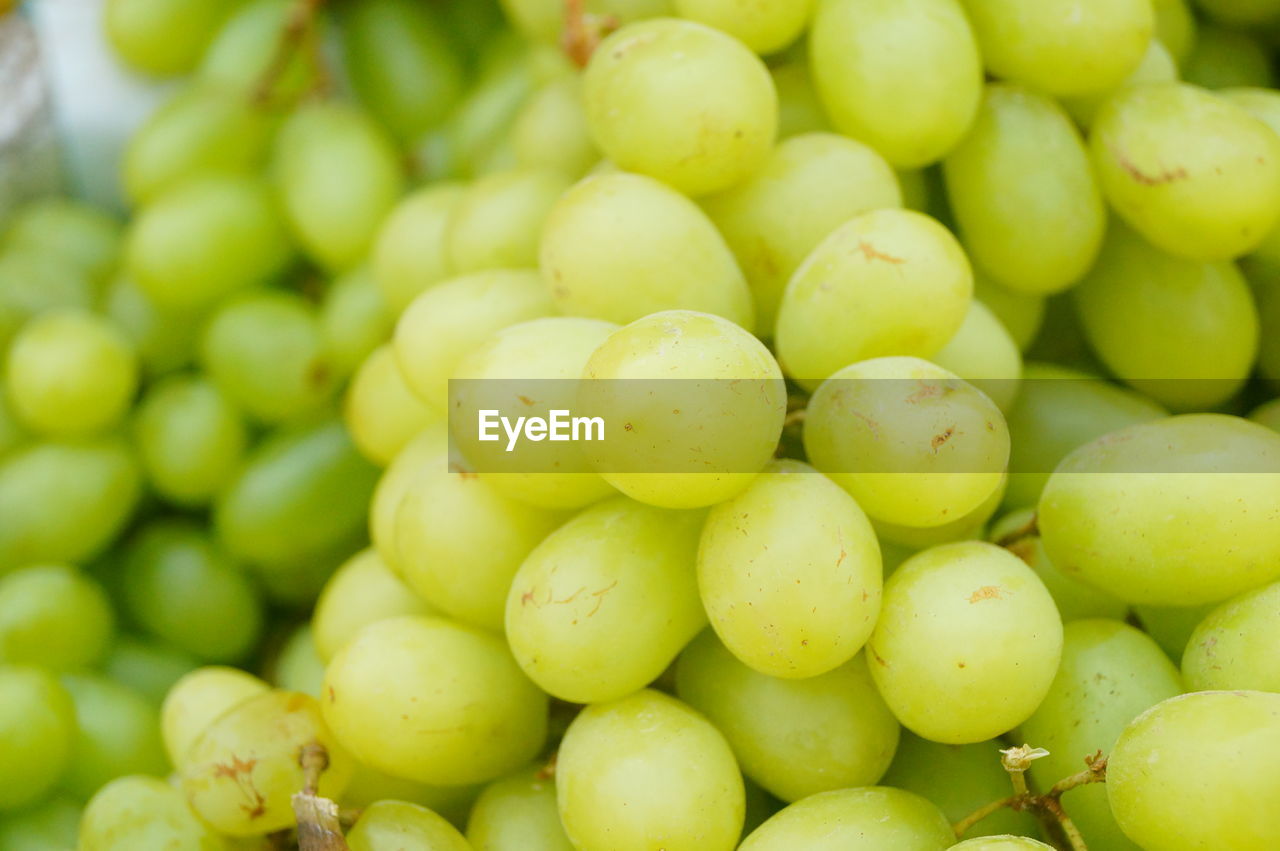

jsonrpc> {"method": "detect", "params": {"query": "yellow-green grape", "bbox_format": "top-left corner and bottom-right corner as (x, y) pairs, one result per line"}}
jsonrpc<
(102, 275), (199, 377)
(372, 183), (465, 313)
(272, 625), (325, 698)
(677, 631), (899, 801)
(104, 0), (237, 76)
(583, 19), (776, 196)
(1183, 581), (1280, 691)
(2, 198), (122, 287)
(872, 474), (1007, 552)
(0, 394), (23, 461)
(1196, 0), (1280, 24)
(0, 666), (75, 810)
(367, 424), (447, 570)
(182, 690), (352, 836)
(59, 674), (167, 799)
(6, 310), (137, 438)
(1040, 414), (1280, 606)
(1090, 82), (1280, 261)
(772, 62), (831, 138)
(199, 0), (325, 103)
(450, 316), (618, 509)
(498, 0), (669, 42)
(948, 839), (1054, 850)
(931, 301), (1022, 412)
(809, 0), (981, 167)
(1019, 620), (1182, 850)
(739, 787), (955, 851)
(1221, 89), (1280, 264)
(1251, 398), (1280, 432)
(505, 497), (705, 702)
(1133, 603), (1217, 664)
(273, 102), (405, 272)
(1254, 257), (1280, 387)
(344, 345), (439, 467)
(512, 76), (599, 178)
(319, 267), (392, 382)
(0, 796), (80, 851)
(1108, 691), (1280, 851)
(79, 775), (228, 851)
(673, 0), (812, 54)
(557, 689), (744, 851)
(1003, 362), (1166, 510)
(540, 172), (754, 329)
(973, 275), (1045, 353)
(466, 765), (574, 851)
(0, 564), (114, 669)
(868, 541), (1063, 744)
(101, 637), (200, 706)
(161, 666), (270, 768)
(880, 733), (1040, 841)
(347, 800), (471, 851)
(1154, 0), (1197, 64)
(312, 548), (432, 662)
(0, 249), (92, 362)
(804, 358), (1008, 529)
(579, 310), (785, 508)
(394, 269), (554, 412)
(897, 168), (931, 212)
(342, 762), (483, 826)
(440, 44), (535, 181)
(133, 375), (249, 507)
(446, 169), (572, 274)
(944, 85), (1104, 296)
(702, 132), (902, 332)
(323, 615), (547, 786)
(775, 209), (972, 389)
(1062, 39), (1180, 130)
(1183, 26), (1274, 90)
(125, 174), (293, 312)
(698, 459), (881, 678)
(122, 84), (273, 205)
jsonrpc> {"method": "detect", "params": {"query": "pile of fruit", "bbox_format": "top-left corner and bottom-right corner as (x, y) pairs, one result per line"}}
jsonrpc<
(2, 0), (1280, 848)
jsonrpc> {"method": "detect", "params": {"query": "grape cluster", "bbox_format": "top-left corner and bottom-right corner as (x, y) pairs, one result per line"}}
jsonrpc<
(2, 0), (1280, 849)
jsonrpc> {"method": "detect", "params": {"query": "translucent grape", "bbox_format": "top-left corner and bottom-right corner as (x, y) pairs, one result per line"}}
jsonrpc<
(466, 765), (574, 851)
(1183, 580), (1280, 691)
(512, 76), (599, 177)
(371, 184), (464, 313)
(447, 169), (572, 273)
(311, 548), (433, 662)
(738, 787), (955, 851)
(79, 775), (227, 851)
(673, 0), (813, 54)
(0, 666), (75, 811)
(343, 345), (439, 467)
(0, 563), (114, 670)
(931, 301), (1022, 412)
(161, 666), (270, 768)
(318, 266), (392, 382)
(59, 673), (168, 799)
(104, 0), (237, 76)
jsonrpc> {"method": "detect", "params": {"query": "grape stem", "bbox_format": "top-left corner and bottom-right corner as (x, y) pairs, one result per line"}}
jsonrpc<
(292, 742), (349, 851)
(562, 0), (618, 68)
(254, 0), (329, 105)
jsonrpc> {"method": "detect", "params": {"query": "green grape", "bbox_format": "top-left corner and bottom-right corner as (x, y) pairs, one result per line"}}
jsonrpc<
(943, 85), (1104, 295)
(0, 248), (92, 362)
(771, 62), (831, 139)
(1039, 414), (1280, 605)
(738, 787), (955, 851)
(702, 132), (902, 331)
(182, 690), (352, 836)
(880, 733), (1040, 841)
(348, 800), (471, 851)
(1253, 398), (1280, 432)
(102, 276), (199, 376)
(101, 636), (200, 705)
(775, 209), (972, 389)
(6, 309), (138, 438)
(1090, 82), (1280, 261)
(467, 765), (573, 851)
(1002, 362), (1167, 510)
(342, 762), (483, 827)
(0, 563), (113, 669)
(319, 266), (392, 381)
(344, 345), (439, 467)
(367, 425), (448, 570)
(1196, 0), (1280, 26)
(674, 0), (812, 54)
(1107, 691), (1280, 850)
(0, 393), (25, 461)
(949, 839), (1054, 850)
(59, 674), (168, 800)
(79, 775), (228, 851)
(557, 689), (744, 851)
(583, 19), (776, 195)
(809, 0), (981, 167)
(0, 437), (141, 574)
(1154, 0), (1197, 63)
(1062, 39), (1179, 130)
(125, 174), (293, 312)
(122, 84), (273, 205)
(1018, 620), (1182, 850)
(897, 168), (930, 212)
(872, 474), (1007, 551)
(0, 796), (80, 851)
(312, 548), (432, 662)
(1183, 26), (1275, 89)
(122, 522), (263, 663)
(199, 0), (325, 103)
(512, 76), (599, 177)
(804, 358), (1008, 528)
(1220, 89), (1280, 264)
(579, 310), (785, 508)
(394, 269), (554, 411)
(441, 43), (535, 180)
(0, 666), (75, 811)
(931, 301), (1022, 412)
(1133, 603), (1217, 664)
(1254, 257), (1280, 387)
(698, 459), (881, 678)
(1183, 580), (1280, 691)
(505, 496), (704, 702)
(272, 625), (324, 698)
(677, 631), (899, 801)
(340, 0), (464, 143)
(161, 666), (270, 768)
(371, 183), (465, 313)
(2, 197), (121, 286)
(868, 541), (1063, 743)
(104, 0), (238, 76)
(447, 169), (573, 273)
(499, 0), (671, 42)
(273, 102), (405, 272)
(323, 615), (547, 786)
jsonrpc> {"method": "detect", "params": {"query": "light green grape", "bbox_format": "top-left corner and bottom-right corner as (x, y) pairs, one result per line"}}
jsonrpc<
(1154, 0), (1198, 64)
(1018, 620), (1182, 850)
(272, 625), (325, 698)
(0, 666), (75, 811)
(104, 0), (237, 76)
(342, 762), (483, 826)
(1183, 26), (1275, 89)
(447, 169), (572, 273)
(1107, 691), (1280, 851)
(59, 674), (168, 800)
(1062, 39), (1179, 130)
(540, 172), (754, 329)
(199, 0), (326, 103)
(973, 275), (1044, 353)
(312, 548), (433, 662)
(948, 839), (1054, 850)
(775, 209), (972, 389)
(0, 796), (80, 851)
(505, 496), (705, 702)
(101, 636), (200, 705)
(371, 183), (464, 313)
(102, 275), (199, 377)
(2, 198), (121, 286)
(133, 375), (248, 506)
(1183, 580), (1280, 691)
(738, 787), (955, 851)
(1251, 398), (1280, 432)
(0, 563), (113, 669)
(440, 42), (535, 179)
(318, 266), (392, 382)
(348, 799), (471, 851)
(868, 541), (1063, 743)
(1220, 89), (1280, 264)
(772, 62), (831, 138)
(1038, 414), (1280, 605)
(809, 0), (982, 167)
(0, 394), (23, 461)
(579, 310), (785, 508)
(804, 358), (1008, 528)
(512, 76), (599, 177)
(583, 19), (776, 195)
(161, 666), (270, 768)
(1133, 603), (1218, 664)
(0, 249), (92, 361)
(931, 301), (1022, 412)
(557, 689), (744, 851)
(702, 132), (902, 331)
(872, 474), (1007, 551)
(467, 764), (573, 851)
(79, 775), (228, 851)
(1090, 82), (1280, 261)
(343, 345), (439, 467)
(674, 0), (812, 53)
(944, 85), (1104, 295)
(323, 615), (547, 786)
(499, 0), (671, 42)
(698, 459), (881, 678)
(367, 424), (447, 572)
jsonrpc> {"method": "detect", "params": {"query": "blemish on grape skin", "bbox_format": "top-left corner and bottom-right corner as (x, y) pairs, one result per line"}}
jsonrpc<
(968, 585), (1004, 603)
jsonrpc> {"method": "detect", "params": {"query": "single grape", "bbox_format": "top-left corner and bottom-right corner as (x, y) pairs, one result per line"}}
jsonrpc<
(466, 764), (574, 851)
(347, 799), (471, 851)
(101, 275), (199, 377)
(511, 76), (599, 177)
(674, 0), (812, 54)
(1183, 580), (1280, 691)
(198, 0), (327, 102)
(738, 787), (955, 851)
(372, 183), (465, 313)
(499, 0), (670, 43)
(1182, 25), (1275, 89)
(963, 279), (1043, 352)
(1132, 603), (1219, 665)
(101, 636), (200, 705)
(271, 625), (325, 698)
(873, 473), (1007, 552)
(1, 197), (121, 286)
(0, 249), (92, 362)
(0, 563), (114, 669)
(161, 666), (270, 768)
(343, 345), (439, 467)
(931, 300), (1023, 412)
(79, 775), (228, 850)
(772, 62), (831, 138)
(1062, 39), (1179, 130)
(0, 666), (75, 811)
(104, 0), (237, 76)
(447, 168), (572, 273)
(59, 673), (168, 800)
(1154, 0), (1197, 63)
(311, 548), (433, 662)
(318, 266), (393, 382)
(948, 838), (1055, 850)
(0, 796), (80, 851)
(341, 761), (483, 826)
